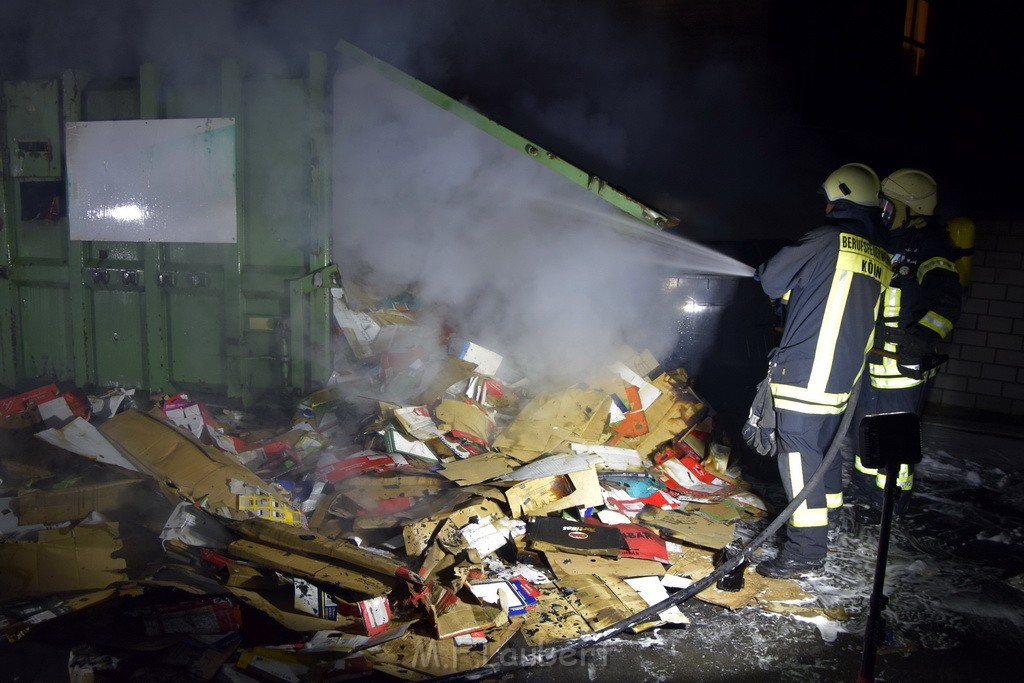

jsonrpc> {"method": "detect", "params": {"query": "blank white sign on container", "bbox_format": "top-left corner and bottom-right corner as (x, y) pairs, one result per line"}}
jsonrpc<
(66, 118), (237, 243)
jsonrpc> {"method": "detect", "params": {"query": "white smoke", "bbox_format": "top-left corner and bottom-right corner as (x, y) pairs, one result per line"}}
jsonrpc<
(332, 63), (752, 388)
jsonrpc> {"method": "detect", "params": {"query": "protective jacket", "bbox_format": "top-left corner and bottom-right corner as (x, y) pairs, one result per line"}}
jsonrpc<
(757, 204), (892, 415)
(869, 217), (962, 389)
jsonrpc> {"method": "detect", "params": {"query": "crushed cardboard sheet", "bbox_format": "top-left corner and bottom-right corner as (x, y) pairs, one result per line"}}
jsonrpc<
(666, 551), (814, 611)
(403, 499), (507, 557)
(226, 539), (392, 596)
(15, 479), (145, 526)
(230, 518), (421, 583)
(521, 584), (593, 646)
(227, 584), (360, 633)
(685, 499), (764, 524)
(429, 598), (508, 639)
(435, 452), (519, 486)
(526, 517), (625, 557)
(1, 332), (801, 679)
(623, 369), (708, 457)
(637, 505), (737, 550)
(490, 388), (612, 461)
(0, 522), (128, 601)
(505, 467), (604, 518)
(98, 408), (298, 518)
(367, 617), (524, 679)
(543, 550), (667, 580)
(558, 574), (664, 633)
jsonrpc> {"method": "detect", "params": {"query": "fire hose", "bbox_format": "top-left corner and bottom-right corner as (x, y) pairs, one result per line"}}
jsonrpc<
(424, 377), (865, 683)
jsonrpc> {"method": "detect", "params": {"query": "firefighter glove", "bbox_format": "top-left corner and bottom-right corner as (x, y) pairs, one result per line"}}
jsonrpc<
(874, 322), (903, 346)
(896, 326), (934, 380)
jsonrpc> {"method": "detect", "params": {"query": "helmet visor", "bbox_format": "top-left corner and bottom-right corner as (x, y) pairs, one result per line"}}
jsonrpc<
(880, 197), (896, 228)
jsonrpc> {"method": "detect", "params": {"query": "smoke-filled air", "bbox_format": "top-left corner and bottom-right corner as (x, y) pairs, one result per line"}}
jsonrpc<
(332, 64), (754, 393)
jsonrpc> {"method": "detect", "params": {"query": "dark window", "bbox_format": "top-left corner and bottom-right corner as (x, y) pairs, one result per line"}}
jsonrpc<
(19, 180), (66, 221)
(903, 0), (930, 76)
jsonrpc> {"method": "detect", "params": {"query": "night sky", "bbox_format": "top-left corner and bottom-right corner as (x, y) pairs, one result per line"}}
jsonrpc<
(1, 0), (1020, 240)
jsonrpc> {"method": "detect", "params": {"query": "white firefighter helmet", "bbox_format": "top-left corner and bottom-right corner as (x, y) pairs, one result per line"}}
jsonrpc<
(821, 163), (880, 207)
(881, 168), (937, 216)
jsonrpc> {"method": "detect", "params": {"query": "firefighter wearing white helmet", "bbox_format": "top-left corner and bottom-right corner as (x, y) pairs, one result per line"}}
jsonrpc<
(848, 168), (962, 517)
(751, 163), (891, 579)
(882, 168), (938, 219)
(822, 162), (886, 207)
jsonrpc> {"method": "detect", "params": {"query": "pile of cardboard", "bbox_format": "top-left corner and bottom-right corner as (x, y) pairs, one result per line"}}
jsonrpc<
(0, 312), (825, 680)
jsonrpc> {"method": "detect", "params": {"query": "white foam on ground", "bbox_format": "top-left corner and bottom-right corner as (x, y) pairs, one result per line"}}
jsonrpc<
(587, 428), (1024, 680)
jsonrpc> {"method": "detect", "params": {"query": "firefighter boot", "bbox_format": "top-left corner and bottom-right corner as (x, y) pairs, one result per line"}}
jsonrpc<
(755, 553), (825, 579)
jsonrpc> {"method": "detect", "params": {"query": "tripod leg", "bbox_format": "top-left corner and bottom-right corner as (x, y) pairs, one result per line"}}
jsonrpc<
(857, 468), (899, 682)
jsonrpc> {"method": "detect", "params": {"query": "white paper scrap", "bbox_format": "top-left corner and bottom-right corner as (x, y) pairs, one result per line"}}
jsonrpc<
(570, 443), (644, 471)
(35, 417), (139, 471)
(610, 362), (662, 410)
(624, 575), (689, 625)
(496, 453), (598, 481)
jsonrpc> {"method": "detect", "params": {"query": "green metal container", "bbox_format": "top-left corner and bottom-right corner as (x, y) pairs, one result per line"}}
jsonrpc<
(1, 56), (333, 406)
(0, 42), (672, 406)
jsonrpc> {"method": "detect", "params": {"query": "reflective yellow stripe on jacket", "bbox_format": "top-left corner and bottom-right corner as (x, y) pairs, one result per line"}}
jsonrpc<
(870, 287), (922, 388)
(773, 234), (889, 414)
(770, 381), (851, 414)
(919, 310), (954, 338)
(918, 256), (959, 337)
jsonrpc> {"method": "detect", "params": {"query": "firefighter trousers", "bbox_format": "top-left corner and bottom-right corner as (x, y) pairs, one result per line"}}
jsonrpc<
(776, 410), (844, 564)
(849, 381), (926, 514)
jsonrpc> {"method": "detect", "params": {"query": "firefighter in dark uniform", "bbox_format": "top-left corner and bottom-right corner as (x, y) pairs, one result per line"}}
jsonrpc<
(849, 169), (962, 515)
(755, 163), (892, 579)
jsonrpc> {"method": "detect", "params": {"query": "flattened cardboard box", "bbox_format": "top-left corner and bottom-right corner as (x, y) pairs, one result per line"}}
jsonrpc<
(686, 499), (758, 524)
(231, 518), (421, 584)
(434, 452), (518, 486)
(521, 584), (591, 646)
(491, 387), (611, 462)
(413, 356), (478, 405)
(339, 473), (449, 511)
(467, 578), (538, 616)
(0, 383), (60, 416)
(402, 498), (506, 557)
(99, 409), (296, 517)
(504, 467), (603, 518)
(666, 551), (812, 610)
(434, 399), (492, 445)
(16, 479), (145, 525)
(429, 598), (508, 639)
(0, 522), (127, 601)
(369, 617), (523, 679)
(143, 595), (241, 636)
(593, 521), (669, 563)
(227, 539), (390, 596)
(557, 574), (658, 632)
(293, 577), (338, 620)
(637, 505), (735, 550)
(542, 550), (665, 580)
(227, 585), (358, 633)
(628, 370), (708, 456)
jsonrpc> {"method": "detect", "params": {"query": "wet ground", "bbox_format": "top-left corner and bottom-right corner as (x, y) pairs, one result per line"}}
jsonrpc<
(3, 415), (1023, 683)
(505, 417), (1024, 683)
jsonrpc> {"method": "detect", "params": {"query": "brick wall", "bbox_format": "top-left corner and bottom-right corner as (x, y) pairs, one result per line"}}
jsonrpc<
(928, 219), (1024, 417)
